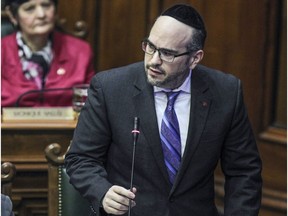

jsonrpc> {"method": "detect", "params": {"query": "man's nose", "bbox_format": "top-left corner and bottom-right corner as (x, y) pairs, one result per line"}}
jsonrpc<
(150, 50), (162, 64)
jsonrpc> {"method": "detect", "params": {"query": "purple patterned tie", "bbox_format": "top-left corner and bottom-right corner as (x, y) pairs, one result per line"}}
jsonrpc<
(161, 91), (181, 184)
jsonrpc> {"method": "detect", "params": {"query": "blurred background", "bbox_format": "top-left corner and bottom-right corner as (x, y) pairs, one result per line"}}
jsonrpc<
(1, 0), (286, 215)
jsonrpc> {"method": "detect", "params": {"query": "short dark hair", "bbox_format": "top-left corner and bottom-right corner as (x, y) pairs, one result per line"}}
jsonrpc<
(160, 4), (207, 51)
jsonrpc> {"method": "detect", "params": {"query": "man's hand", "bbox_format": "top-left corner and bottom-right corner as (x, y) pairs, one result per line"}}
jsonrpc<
(102, 185), (137, 215)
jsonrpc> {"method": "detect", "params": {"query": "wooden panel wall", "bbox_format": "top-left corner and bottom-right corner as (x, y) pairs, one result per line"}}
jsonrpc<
(6, 0), (284, 215)
(2, 124), (74, 216)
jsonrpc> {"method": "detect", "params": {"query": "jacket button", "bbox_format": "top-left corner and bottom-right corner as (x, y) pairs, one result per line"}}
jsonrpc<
(169, 197), (175, 202)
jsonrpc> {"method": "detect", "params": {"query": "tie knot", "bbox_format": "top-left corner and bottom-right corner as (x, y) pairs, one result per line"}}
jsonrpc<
(165, 91), (181, 108)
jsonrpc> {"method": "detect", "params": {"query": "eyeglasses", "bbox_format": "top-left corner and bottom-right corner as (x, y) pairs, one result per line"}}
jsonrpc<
(141, 39), (192, 63)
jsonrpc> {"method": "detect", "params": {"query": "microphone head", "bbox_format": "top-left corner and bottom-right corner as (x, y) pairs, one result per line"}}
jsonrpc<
(132, 117), (140, 143)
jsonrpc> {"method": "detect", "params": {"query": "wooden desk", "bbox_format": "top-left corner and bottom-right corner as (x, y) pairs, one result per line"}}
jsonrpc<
(1, 120), (77, 216)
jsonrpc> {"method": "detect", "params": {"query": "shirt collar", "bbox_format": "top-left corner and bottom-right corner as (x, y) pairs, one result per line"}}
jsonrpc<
(154, 69), (192, 93)
(16, 31), (53, 63)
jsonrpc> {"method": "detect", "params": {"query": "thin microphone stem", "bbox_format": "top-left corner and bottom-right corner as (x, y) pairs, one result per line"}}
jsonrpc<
(128, 137), (137, 216)
(128, 117), (140, 216)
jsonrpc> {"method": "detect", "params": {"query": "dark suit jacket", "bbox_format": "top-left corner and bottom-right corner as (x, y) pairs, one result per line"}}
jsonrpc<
(65, 61), (262, 216)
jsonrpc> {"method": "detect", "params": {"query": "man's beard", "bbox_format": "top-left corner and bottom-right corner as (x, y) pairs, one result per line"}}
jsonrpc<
(145, 64), (190, 89)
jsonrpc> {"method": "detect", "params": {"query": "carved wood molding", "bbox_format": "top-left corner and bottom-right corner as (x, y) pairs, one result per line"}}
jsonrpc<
(260, 0), (286, 147)
(1, 161), (16, 183)
(11, 190), (48, 216)
(45, 143), (66, 166)
(259, 126), (287, 145)
(56, 18), (88, 39)
(214, 176), (287, 212)
(1, 162), (16, 197)
(261, 187), (287, 211)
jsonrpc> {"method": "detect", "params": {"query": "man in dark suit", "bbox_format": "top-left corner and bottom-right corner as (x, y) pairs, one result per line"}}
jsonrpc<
(65, 4), (262, 216)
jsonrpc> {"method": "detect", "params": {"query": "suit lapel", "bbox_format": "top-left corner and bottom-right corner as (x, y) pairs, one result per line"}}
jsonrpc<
(171, 67), (212, 194)
(132, 67), (172, 186)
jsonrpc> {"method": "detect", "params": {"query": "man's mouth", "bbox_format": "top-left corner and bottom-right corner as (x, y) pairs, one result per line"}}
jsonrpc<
(148, 67), (163, 76)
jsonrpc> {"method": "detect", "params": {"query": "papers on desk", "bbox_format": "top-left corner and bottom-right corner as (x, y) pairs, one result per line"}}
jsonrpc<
(2, 107), (76, 122)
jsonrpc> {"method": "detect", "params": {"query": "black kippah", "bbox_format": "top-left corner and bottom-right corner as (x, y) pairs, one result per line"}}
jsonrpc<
(161, 4), (205, 30)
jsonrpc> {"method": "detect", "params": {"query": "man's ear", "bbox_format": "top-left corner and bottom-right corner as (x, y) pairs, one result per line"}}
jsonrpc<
(5, 6), (18, 26)
(189, 50), (204, 70)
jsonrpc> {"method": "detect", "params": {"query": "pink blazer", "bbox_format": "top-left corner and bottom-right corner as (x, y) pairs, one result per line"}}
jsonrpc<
(1, 31), (95, 107)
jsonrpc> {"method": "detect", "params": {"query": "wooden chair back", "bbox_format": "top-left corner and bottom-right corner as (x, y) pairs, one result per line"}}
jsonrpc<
(1, 162), (16, 197)
(45, 143), (91, 216)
